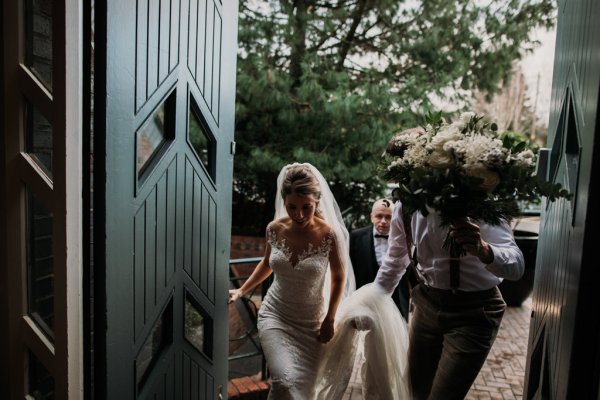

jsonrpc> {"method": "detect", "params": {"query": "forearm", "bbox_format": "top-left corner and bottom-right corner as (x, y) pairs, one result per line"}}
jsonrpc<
(324, 276), (345, 321)
(374, 205), (411, 294)
(481, 223), (525, 280)
(485, 244), (524, 280)
(374, 258), (410, 294)
(375, 204), (410, 295)
(237, 261), (273, 296)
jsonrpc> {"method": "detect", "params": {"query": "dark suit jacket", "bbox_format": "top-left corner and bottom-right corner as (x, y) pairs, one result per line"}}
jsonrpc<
(349, 226), (411, 320)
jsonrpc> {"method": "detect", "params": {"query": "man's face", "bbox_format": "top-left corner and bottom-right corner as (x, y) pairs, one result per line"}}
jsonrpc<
(371, 204), (392, 234)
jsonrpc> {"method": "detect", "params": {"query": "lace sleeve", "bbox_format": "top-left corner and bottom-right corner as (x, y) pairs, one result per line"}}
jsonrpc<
(266, 223), (277, 248)
(323, 229), (336, 256)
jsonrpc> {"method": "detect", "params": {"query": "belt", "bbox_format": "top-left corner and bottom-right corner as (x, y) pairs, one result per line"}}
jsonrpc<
(419, 284), (498, 309)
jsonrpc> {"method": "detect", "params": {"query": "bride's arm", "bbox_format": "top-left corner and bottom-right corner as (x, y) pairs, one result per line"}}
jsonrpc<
(319, 235), (346, 343)
(228, 233), (274, 304)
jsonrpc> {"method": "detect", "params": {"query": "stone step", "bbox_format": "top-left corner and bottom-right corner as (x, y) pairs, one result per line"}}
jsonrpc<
(227, 375), (269, 400)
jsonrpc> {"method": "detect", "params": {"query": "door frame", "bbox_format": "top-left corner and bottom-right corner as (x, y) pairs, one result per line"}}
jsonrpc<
(1, 0), (83, 398)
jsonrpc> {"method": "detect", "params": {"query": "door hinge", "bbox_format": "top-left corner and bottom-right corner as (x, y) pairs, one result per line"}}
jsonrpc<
(230, 141), (236, 155)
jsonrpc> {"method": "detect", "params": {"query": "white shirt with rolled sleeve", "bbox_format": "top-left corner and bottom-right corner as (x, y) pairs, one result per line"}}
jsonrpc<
(374, 202), (525, 294)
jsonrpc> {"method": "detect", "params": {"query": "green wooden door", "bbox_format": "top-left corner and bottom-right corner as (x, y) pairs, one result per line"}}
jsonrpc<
(523, 1), (600, 398)
(96, 0), (238, 398)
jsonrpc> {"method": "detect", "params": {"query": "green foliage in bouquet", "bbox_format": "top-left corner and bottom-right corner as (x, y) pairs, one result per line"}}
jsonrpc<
(382, 112), (571, 228)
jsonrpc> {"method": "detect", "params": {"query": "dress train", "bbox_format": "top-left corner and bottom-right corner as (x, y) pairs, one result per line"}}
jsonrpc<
(316, 283), (411, 399)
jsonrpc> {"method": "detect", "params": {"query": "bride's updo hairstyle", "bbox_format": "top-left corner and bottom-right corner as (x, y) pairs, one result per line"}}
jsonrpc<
(280, 164), (323, 218)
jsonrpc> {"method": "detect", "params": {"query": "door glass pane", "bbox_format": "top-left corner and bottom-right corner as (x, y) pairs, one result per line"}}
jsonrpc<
(28, 350), (55, 400)
(135, 299), (173, 391)
(136, 92), (176, 179)
(25, 0), (53, 90)
(26, 101), (53, 178)
(27, 188), (54, 340)
(188, 97), (215, 181)
(565, 98), (580, 200)
(184, 291), (213, 359)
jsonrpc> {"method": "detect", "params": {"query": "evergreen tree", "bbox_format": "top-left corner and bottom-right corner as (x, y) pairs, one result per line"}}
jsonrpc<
(234, 0), (555, 234)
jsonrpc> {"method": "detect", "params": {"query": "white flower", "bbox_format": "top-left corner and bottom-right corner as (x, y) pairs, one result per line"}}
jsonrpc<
(387, 127), (427, 159)
(513, 149), (536, 167)
(393, 131), (422, 148)
(461, 136), (507, 168)
(404, 144), (429, 166)
(442, 140), (462, 154)
(428, 125), (462, 153)
(458, 112), (476, 124)
(428, 150), (456, 167)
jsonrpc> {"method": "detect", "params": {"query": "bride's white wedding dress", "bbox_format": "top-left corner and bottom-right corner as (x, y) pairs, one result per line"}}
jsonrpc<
(257, 227), (335, 399)
(260, 163), (410, 399)
(258, 228), (411, 400)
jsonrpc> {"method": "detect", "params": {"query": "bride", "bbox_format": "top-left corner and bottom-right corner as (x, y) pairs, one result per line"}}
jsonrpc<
(228, 163), (410, 400)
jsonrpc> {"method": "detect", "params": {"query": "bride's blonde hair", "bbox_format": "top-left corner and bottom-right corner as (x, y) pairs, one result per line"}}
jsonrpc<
(280, 164), (323, 218)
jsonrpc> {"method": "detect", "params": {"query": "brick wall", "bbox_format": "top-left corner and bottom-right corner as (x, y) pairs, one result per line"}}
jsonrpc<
(230, 235), (265, 260)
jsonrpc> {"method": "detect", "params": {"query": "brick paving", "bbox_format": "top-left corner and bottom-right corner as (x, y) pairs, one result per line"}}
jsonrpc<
(343, 297), (532, 399)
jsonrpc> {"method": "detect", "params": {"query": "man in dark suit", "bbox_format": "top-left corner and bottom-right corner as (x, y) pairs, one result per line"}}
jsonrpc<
(349, 198), (411, 320)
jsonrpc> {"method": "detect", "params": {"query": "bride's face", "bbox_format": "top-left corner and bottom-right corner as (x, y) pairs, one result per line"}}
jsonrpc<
(285, 193), (318, 226)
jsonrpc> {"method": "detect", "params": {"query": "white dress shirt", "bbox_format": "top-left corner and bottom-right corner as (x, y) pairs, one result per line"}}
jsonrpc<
(373, 229), (389, 266)
(375, 202), (525, 293)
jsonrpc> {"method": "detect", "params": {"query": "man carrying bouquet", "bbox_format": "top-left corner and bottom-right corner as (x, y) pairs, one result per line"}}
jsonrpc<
(375, 120), (530, 400)
(375, 204), (523, 399)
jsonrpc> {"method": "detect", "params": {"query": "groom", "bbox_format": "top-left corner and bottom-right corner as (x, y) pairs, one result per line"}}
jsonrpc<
(374, 201), (524, 399)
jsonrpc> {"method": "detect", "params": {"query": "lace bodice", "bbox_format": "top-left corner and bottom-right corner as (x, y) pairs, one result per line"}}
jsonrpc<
(262, 226), (334, 312)
(267, 227), (334, 269)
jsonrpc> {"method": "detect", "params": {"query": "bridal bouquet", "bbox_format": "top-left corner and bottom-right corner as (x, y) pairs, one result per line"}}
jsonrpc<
(382, 112), (570, 255)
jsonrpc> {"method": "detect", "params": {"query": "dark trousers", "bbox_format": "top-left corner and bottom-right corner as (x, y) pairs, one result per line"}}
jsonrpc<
(408, 284), (506, 400)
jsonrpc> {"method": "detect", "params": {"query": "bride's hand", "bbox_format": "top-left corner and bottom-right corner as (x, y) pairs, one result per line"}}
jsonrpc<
(318, 317), (335, 343)
(228, 289), (242, 304)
